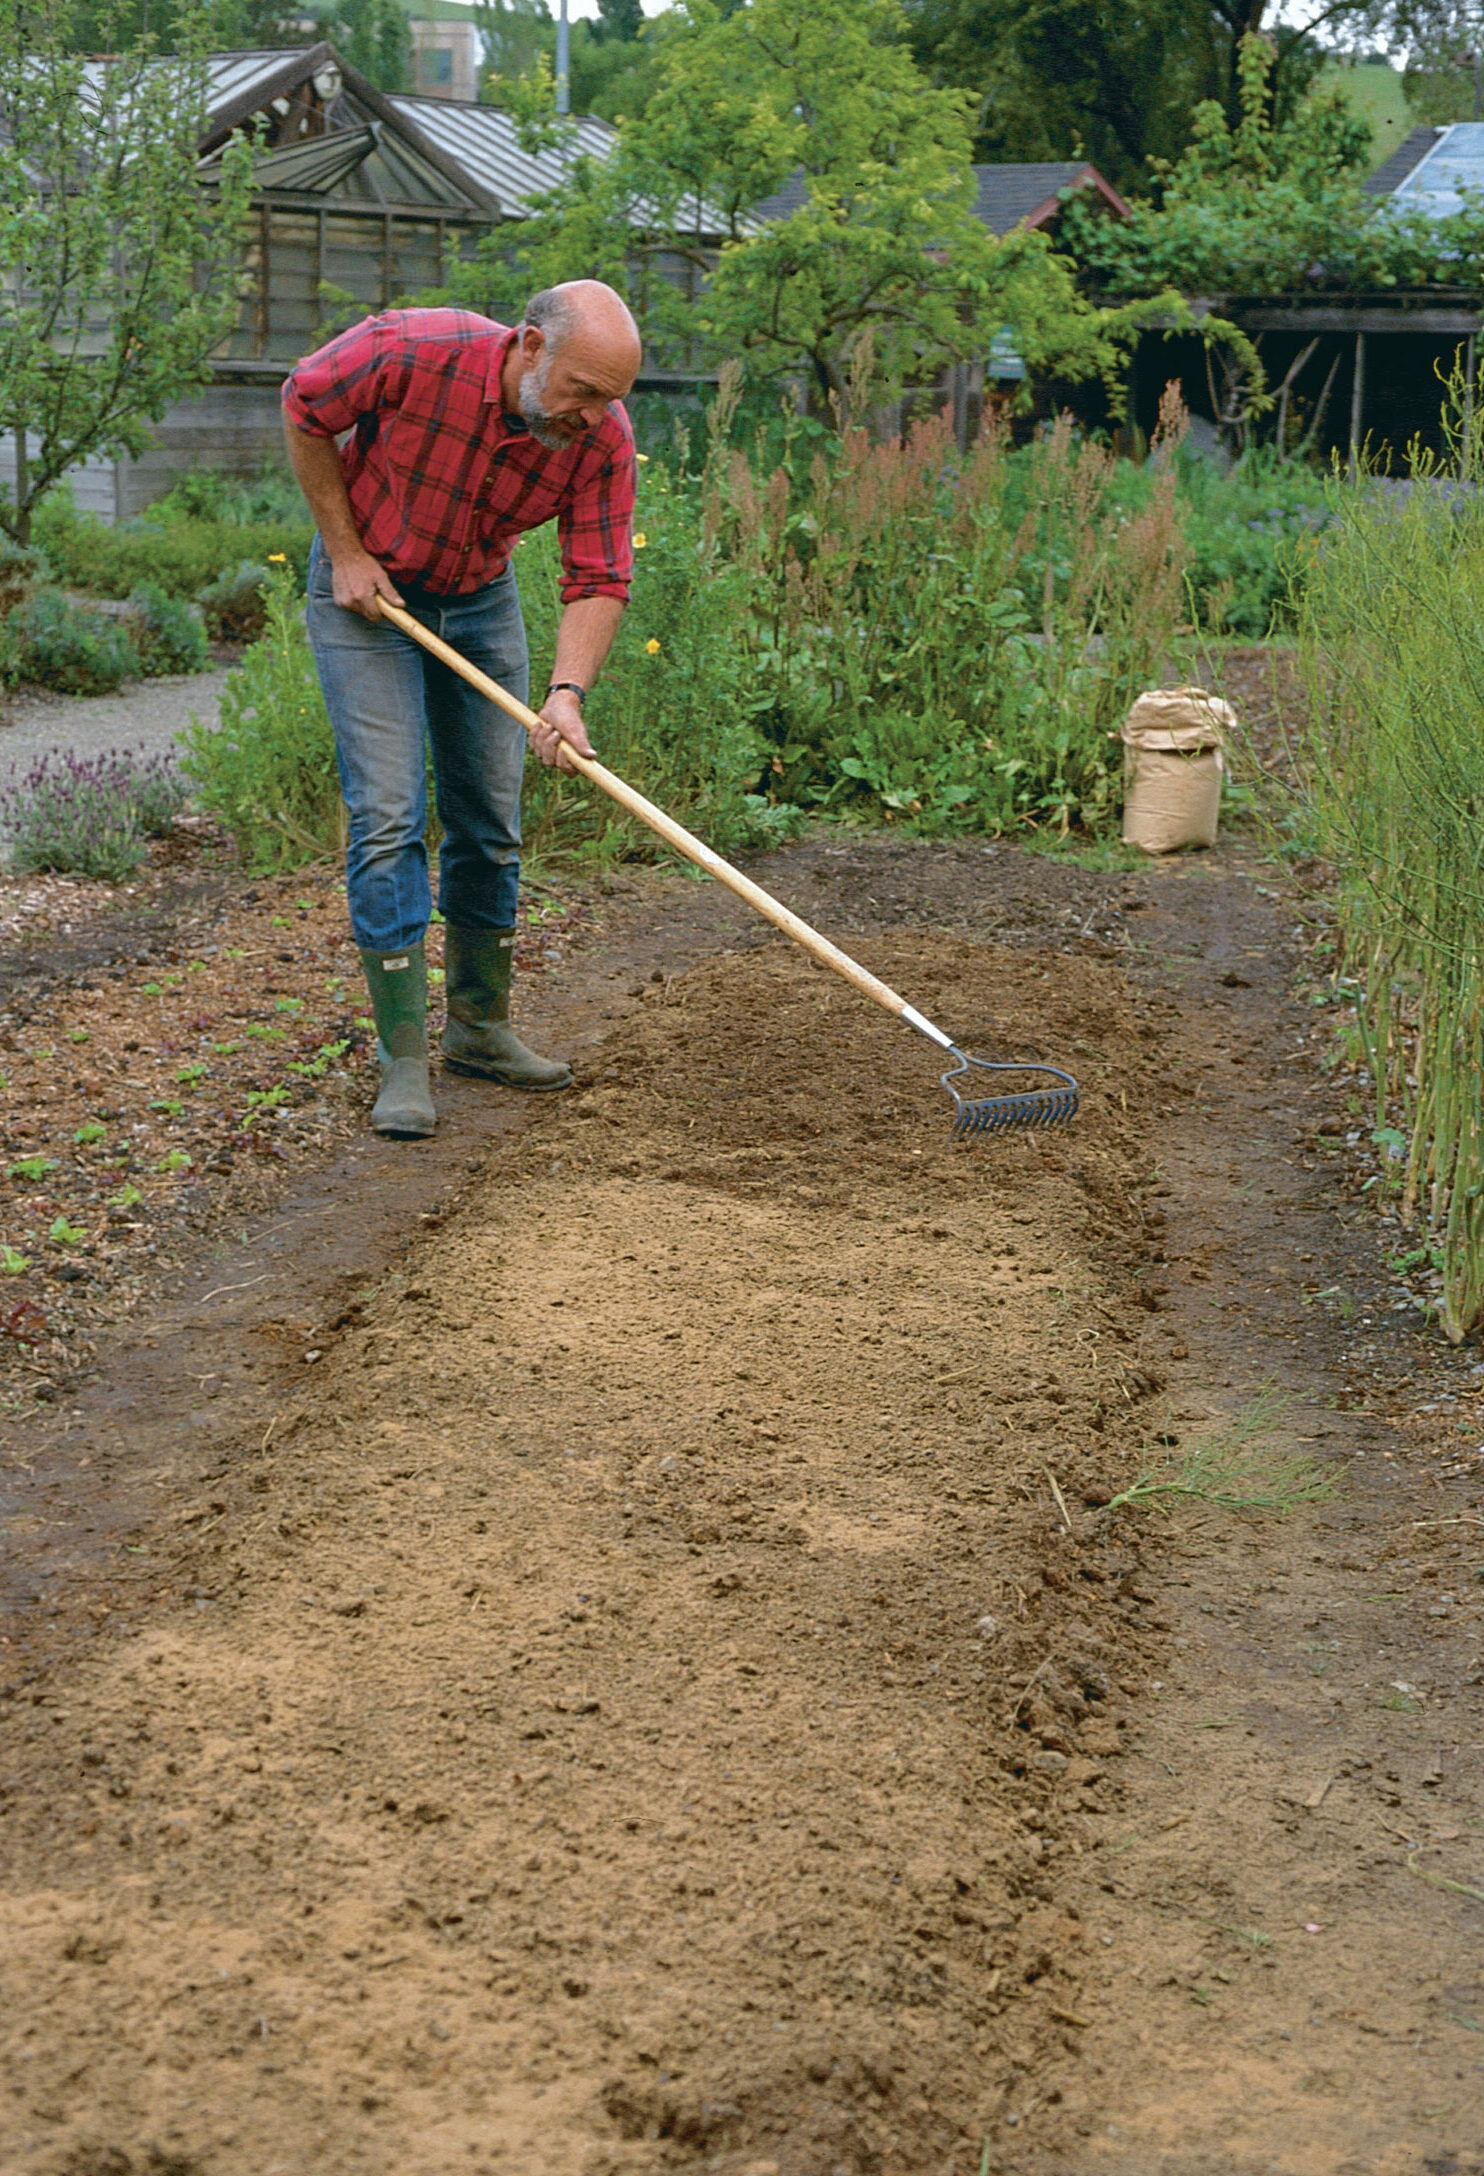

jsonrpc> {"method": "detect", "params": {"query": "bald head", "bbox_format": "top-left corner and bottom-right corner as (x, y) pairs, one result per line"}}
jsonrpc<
(507, 280), (642, 449)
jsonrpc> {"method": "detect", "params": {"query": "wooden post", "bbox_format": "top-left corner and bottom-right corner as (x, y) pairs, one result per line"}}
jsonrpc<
(257, 205), (271, 360)
(1348, 329), (1366, 480)
(967, 356), (984, 444)
(950, 360), (968, 451)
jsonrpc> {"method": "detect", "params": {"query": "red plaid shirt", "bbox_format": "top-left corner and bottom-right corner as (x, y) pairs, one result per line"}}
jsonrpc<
(282, 309), (635, 602)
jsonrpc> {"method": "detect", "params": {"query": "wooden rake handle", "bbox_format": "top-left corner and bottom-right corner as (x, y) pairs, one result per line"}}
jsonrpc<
(375, 598), (957, 1053)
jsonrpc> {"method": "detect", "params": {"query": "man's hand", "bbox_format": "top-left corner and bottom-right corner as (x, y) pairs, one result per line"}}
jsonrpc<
(532, 687), (596, 775)
(332, 548), (404, 621)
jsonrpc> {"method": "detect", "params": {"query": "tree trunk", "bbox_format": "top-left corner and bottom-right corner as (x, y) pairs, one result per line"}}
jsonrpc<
(13, 424), (29, 547)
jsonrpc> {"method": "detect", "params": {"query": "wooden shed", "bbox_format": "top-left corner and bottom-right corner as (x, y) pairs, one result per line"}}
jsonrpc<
(1127, 125), (1484, 466)
(2, 42), (627, 522)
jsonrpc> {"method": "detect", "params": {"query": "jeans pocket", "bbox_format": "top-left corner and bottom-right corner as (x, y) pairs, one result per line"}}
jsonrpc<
(307, 539), (335, 601)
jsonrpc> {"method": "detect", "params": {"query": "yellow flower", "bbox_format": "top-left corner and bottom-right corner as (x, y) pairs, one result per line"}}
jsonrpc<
(633, 531), (647, 549)
(635, 451), (650, 463)
(645, 638), (661, 655)
(267, 552), (288, 564)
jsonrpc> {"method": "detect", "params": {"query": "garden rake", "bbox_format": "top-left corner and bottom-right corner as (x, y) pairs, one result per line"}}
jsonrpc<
(376, 601), (1079, 1138)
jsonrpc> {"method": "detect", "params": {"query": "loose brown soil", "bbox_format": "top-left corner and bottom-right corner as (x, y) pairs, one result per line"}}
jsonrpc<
(1, 827), (1481, 2176)
(0, 836), (589, 1397)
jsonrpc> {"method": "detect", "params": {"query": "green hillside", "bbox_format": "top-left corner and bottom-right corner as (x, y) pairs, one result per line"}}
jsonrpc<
(1322, 59), (1412, 171)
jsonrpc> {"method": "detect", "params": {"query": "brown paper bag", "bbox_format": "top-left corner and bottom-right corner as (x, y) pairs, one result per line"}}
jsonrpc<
(1120, 686), (1234, 854)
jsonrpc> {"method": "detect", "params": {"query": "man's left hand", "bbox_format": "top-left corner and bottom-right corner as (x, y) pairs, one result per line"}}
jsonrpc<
(532, 689), (596, 775)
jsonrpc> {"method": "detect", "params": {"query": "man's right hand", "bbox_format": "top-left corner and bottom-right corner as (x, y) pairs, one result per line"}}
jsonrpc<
(331, 549), (404, 620)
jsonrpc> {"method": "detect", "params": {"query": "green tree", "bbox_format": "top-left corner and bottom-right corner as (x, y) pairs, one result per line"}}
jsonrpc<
(308, 0), (410, 90)
(904, 0), (1336, 190)
(460, 0), (1203, 411)
(572, 11), (663, 116)
(597, 0), (644, 36)
(475, 0), (553, 86)
(1060, 35), (1483, 299)
(63, 0), (301, 49)
(0, 0), (255, 545)
(477, 1), (664, 124)
(904, 0), (1218, 192)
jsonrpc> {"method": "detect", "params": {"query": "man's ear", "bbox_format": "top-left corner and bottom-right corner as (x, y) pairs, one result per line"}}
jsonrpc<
(521, 323), (546, 366)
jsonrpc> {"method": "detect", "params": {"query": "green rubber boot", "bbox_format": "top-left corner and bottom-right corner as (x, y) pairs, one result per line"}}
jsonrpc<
(441, 923), (572, 1091)
(359, 942), (436, 1138)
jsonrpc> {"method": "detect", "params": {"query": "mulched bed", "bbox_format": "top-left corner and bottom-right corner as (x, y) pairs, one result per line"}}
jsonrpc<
(0, 823), (592, 1400)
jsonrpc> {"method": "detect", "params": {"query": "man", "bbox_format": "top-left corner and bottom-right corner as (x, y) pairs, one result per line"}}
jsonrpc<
(281, 280), (642, 1137)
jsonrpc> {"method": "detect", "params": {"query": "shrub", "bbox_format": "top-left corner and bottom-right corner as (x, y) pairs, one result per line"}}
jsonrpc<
(183, 563), (341, 868)
(1290, 399), (1484, 1339)
(146, 463), (306, 528)
(1174, 449), (1329, 635)
(127, 580), (209, 675)
(194, 559), (272, 643)
(0, 745), (189, 879)
(2, 590), (138, 695)
(33, 490), (312, 602)
(0, 535), (48, 619)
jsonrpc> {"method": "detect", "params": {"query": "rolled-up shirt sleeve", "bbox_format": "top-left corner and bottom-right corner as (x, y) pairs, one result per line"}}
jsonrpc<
(282, 315), (411, 438)
(558, 422), (636, 604)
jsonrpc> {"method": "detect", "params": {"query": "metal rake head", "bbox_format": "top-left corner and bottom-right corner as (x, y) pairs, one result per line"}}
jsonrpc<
(939, 1049), (1080, 1138)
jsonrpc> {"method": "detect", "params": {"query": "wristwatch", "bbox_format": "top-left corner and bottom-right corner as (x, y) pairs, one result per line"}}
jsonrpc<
(546, 681), (587, 706)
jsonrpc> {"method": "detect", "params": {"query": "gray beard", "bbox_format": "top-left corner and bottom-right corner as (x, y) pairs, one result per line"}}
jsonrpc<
(517, 365), (580, 451)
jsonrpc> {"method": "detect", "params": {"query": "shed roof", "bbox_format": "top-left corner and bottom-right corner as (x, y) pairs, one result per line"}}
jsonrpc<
(189, 47), (492, 214)
(971, 161), (1129, 234)
(1364, 121), (1484, 214)
(383, 92), (617, 215)
(754, 159), (1129, 234)
(1362, 124), (1442, 196)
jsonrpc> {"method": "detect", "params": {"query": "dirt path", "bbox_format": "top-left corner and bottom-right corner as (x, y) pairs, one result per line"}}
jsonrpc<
(1, 837), (1480, 2176)
(1023, 862), (1484, 2176)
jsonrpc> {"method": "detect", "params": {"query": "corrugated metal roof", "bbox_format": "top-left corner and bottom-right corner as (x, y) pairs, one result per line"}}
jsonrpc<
(74, 47), (313, 116)
(1386, 122), (1484, 214)
(385, 94), (617, 216)
(204, 49), (317, 113)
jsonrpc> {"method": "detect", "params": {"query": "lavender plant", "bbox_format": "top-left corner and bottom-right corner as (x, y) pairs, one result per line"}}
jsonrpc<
(0, 745), (190, 881)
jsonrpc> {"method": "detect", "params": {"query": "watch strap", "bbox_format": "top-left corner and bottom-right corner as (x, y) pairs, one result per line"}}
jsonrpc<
(546, 680), (587, 706)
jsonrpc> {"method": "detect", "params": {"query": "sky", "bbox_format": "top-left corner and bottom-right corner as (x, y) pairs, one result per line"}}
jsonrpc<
(455, 0), (673, 15)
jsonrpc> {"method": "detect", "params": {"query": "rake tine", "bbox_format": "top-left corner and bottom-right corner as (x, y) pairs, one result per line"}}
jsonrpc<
(939, 1051), (1080, 1138)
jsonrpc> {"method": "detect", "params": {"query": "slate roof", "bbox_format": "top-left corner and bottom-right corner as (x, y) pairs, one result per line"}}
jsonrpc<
(754, 160), (1129, 234)
(1363, 125), (1445, 196)
(752, 172), (809, 223)
(971, 162), (1124, 233)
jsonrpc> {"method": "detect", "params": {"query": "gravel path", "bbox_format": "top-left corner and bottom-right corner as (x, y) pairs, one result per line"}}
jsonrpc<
(0, 668), (230, 782)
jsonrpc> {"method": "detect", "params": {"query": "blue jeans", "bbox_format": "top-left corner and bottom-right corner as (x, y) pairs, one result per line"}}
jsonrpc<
(306, 536), (529, 953)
